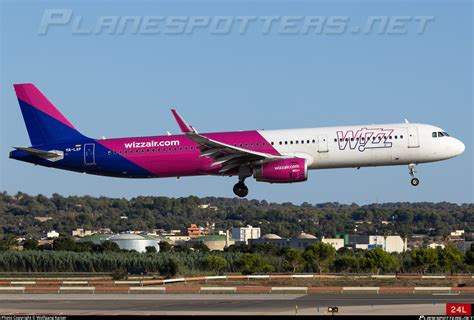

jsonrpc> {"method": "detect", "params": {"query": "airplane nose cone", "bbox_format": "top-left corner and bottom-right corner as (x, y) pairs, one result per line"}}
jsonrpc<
(453, 138), (465, 156)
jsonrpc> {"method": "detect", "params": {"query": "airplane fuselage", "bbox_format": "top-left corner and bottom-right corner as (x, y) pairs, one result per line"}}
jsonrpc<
(11, 123), (464, 178)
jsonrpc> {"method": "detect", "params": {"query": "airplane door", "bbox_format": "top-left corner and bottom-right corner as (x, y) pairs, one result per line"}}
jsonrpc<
(407, 127), (420, 148)
(84, 143), (96, 165)
(317, 135), (329, 153)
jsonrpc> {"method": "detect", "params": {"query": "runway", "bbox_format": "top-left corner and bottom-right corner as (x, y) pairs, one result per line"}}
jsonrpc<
(1, 293), (473, 315)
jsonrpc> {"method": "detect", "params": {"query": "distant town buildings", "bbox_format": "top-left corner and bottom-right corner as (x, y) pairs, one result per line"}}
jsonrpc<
(197, 204), (218, 211)
(232, 225), (261, 244)
(450, 230), (465, 237)
(71, 229), (94, 237)
(187, 224), (209, 238)
(46, 230), (59, 239)
(34, 216), (53, 222)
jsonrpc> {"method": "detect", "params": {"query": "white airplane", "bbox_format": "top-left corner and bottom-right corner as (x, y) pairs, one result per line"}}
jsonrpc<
(11, 84), (466, 197)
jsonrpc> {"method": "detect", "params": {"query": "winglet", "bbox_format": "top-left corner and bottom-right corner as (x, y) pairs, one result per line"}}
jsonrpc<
(171, 109), (197, 133)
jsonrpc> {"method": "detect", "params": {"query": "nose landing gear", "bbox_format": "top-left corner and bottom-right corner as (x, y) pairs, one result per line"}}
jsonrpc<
(408, 163), (420, 186)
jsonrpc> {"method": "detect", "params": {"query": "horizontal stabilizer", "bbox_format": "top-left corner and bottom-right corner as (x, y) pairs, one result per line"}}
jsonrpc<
(13, 146), (64, 161)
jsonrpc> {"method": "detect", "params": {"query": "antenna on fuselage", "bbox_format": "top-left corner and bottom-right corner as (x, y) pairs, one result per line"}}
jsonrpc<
(167, 131), (171, 136)
(404, 118), (409, 124)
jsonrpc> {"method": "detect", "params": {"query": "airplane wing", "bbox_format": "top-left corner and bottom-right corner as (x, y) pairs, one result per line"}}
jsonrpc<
(171, 109), (285, 173)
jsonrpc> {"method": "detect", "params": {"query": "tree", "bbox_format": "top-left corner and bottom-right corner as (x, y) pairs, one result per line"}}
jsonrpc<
(159, 241), (172, 252)
(466, 243), (474, 270)
(410, 248), (438, 274)
(192, 242), (210, 253)
(362, 248), (398, 274)
(22, 239), (38, 250)
(0, 234), (18, 251)
(100, 241), (121, 252)
(303, 242), (336, 274)
(205, 255), (228, 275)
(334, 255), (359, 273)
(438, 245), (464, 274)
(237, 253), (274, 275)
(283, 249), (305, 273)
(145, 246), (157, 253)
(53, 237), (76, 251)
(160, 257), (179, 278)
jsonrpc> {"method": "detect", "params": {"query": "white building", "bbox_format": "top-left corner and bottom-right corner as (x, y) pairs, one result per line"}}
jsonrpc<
(384, 235), (407, 253)
(232, 225), (261, 244)
(450, 230), (465, 237)
(46, 230), (59, 239)
(427, 243), (445, 249)
(322, 238), (344, 251)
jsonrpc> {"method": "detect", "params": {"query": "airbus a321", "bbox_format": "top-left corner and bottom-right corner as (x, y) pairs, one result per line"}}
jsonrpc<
(10, 84), (465, 197)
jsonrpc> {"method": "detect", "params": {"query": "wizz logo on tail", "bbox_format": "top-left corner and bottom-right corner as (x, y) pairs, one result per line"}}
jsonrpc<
(336, 128), (394, 152)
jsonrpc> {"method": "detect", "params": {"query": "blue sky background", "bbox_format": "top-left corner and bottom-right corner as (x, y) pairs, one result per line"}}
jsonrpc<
(1, 0), (472, 205)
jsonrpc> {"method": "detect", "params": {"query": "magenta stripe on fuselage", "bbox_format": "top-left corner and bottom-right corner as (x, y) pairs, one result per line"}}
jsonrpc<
(97, 130), (280, 177)
(13, 84), (76, 130)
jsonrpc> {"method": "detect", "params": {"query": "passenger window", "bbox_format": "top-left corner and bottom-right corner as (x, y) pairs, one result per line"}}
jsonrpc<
(256, 143), (259, 146)
(279, 141), (282, 145)
(290, 141), (293, 144)
(147, 149), (150, 153)
(285, 141), (288, 145)
(119, 151), (122, 154)
(307, 140), (310, 144)
(295, 141), (298, 144)
(124, 150), (128, 154)
(262, 143), (266, 146)
(271, 142), (274, 145)
(400, 135), (403, 139)
(301, 140), (304, 144)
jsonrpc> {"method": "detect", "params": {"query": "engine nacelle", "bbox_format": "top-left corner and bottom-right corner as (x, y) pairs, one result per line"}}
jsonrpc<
(253, 158), (308, 183)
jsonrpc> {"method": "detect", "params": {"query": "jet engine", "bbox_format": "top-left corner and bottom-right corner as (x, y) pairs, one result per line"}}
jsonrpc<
(252, 158), (308, 183)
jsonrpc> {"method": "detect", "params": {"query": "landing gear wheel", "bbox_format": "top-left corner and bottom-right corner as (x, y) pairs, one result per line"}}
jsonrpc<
(411, 177), (420, 187)
(233, 182), (249, 198)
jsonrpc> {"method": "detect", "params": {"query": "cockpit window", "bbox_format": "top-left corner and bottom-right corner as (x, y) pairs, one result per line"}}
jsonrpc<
(432, 132), (437, 138)
(443, 132), (450, 136)
(437, 132), (443, 137)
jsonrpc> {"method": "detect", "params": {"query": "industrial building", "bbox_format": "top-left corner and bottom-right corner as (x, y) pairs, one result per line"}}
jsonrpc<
(79, 233), (160, 253)
(249, 232), (319, 249)
(187, 233), (235, 251)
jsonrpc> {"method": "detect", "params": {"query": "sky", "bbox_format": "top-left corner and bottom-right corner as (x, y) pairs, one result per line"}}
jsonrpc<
(0, 0), (472, 205)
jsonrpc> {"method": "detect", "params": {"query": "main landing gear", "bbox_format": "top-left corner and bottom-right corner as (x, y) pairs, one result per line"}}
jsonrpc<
(233, 176), (249, 198)
(408, 163), (420, 186)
